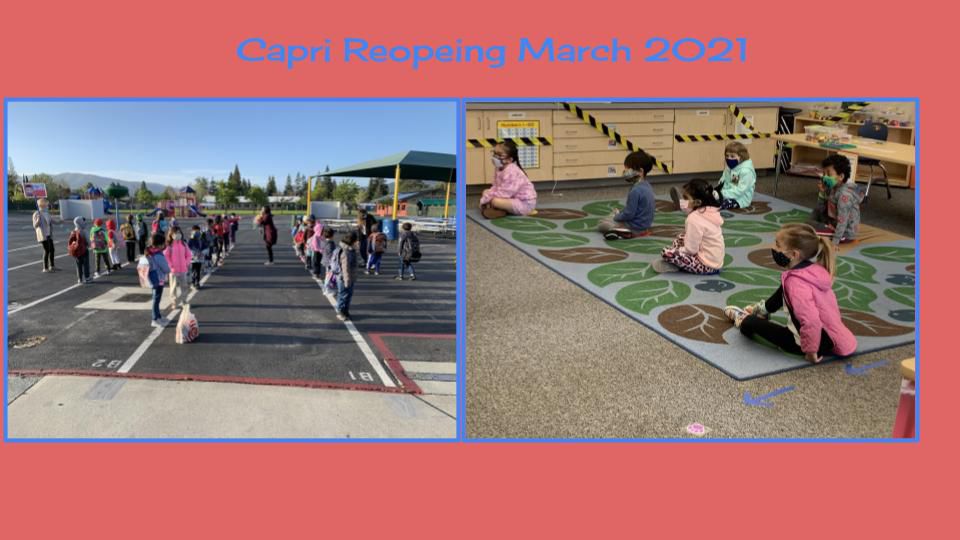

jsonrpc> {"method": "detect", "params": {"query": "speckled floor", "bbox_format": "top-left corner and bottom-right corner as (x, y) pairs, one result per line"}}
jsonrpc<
(466, 173), (916, 439)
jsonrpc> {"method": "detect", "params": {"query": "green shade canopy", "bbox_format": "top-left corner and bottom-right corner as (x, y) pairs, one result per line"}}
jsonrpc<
(325, 151), (456, 183)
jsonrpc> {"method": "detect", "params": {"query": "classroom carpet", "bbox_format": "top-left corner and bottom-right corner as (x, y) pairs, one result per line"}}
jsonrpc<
(467, 193), (915, 380)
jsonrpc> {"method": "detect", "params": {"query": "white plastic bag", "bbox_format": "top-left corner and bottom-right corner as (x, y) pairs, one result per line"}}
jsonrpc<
(137, 256), (152, 289)
(175, 304), (200, 344)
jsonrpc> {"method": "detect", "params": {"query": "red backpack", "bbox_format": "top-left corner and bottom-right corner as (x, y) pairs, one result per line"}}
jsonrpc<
(68, 230), (87, 257)
(373, 232), (387, 254)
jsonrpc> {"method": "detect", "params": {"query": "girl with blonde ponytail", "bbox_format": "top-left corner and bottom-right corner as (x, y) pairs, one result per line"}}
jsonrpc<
(724, 223), (856, 363)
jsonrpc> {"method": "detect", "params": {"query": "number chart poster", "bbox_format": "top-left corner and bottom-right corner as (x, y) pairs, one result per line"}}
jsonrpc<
(0, 0), (951, 537)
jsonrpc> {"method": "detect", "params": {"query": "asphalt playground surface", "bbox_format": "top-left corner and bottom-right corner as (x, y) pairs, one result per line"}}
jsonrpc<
(6, 213), (455, 396)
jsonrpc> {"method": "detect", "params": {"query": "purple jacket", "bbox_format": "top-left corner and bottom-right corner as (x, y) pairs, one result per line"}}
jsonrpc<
(782, 263), (857, 356)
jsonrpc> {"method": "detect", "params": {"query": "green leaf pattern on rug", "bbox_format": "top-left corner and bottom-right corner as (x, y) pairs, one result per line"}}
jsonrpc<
(616, 280), (691, 315)
(861, 246), (915, 263)
(563, 217), (602, 232)
(726, 288), (778, 309)
(763, 209), (811, 225)
(587, 262), (657, 287)
(836, 257), (878, 283)
(512, 231), (590, 248)
(720, 267), (783, 287)
(581, 200), (622, 216)
(722, 221), (781, 233)
(884, 286), (915, 308)
(833, 280), (878, 312)
(724, 232), (764, 248)
(490, 216), (557, 232)
(653, 213), (687, 225)
(607, 237), (672, 254)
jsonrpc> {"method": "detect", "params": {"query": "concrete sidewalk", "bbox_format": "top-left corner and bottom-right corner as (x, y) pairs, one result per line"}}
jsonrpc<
(6, 375), (455, 439)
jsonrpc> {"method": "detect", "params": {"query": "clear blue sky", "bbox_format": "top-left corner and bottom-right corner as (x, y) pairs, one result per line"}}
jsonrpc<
(8, 100), (456, 187)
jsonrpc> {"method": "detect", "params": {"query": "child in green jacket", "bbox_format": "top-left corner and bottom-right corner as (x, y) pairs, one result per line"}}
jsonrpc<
(672, 142), (757, 211)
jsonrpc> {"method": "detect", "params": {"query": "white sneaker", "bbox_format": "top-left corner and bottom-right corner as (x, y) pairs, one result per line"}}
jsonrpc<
(723, 306), (748, 327)
(264, 261), (274, 266)
(151, 319), (164, 328)
(157, 317), (171, 326)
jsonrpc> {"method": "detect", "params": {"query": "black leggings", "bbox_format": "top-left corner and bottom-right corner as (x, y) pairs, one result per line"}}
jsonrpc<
(41, 237), (55, 270)
(739, 315), (835, 357)
(126, 241), (137, 262)
(266, 243), (274, 262)
(94, 252), (112, 273)
(138, 236), (147, 255)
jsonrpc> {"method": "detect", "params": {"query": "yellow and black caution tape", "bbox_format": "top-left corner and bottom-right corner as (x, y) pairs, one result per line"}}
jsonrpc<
(561, 102), (672, 174)
(675, 104), (774, 143)
(467, 137), (553, 148)
(826, 101), (870, 123)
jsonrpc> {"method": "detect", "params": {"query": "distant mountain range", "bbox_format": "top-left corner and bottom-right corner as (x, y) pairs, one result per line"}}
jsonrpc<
(46, 173), (168, 194)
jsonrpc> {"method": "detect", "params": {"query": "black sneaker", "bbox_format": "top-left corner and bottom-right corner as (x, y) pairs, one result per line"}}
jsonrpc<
(669, 187), (682, 211)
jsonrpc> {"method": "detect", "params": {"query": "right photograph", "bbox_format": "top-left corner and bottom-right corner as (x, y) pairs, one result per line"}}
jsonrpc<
(465, 100), (917, 440)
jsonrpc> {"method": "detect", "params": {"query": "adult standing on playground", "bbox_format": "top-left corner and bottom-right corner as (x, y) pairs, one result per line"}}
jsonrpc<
(256, 206), (278, 265)
(356, 209), (377, 268)
(32, 198), (59, 273)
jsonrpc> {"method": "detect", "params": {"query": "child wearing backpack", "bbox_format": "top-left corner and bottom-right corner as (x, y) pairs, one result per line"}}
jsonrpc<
(724, 223), (857, 363)
(303, 216), (316, 272)
(187, 225), (207, 289)
(89, 218), (112, 277)
(396, 222), (420, 281)
(146, 232), (172, 328)
(68, 216), (91, 284)
(135, 214), (149, 255)
(229, 213), (240, 247)
(164, 226), (192, 310)
(120, 215), (137, 263)
(204, 218), (218, 269)
(365, 224), (387, 276)
(332, 231), (359, 321)
(320, 228), (337, 296)
(309, 221), (325, 279)
(106, 219), (122, 270)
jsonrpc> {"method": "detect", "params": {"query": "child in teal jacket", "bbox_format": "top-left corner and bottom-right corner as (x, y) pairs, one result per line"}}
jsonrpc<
(675, 142), (757, 211)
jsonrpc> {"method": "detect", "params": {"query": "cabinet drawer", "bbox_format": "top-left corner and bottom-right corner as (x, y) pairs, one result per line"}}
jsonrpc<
(466, 147), (488, 186)
(737, 107), (779, 134)
(672, 140), (728, 174)
(674, 109), (728, 135)
(553, 109), (674, 125)
(553, 122), (673, 138)
(465, 111), (484, 139)
(554, 150), (630, 167)
(554, 162), (672, 181)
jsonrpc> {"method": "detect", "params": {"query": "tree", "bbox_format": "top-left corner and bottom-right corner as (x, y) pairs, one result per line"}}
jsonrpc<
(227, 165), (243, 195)
(193, 177), (209, 201)
(248, 186), (268, 208)
(333, 180), (360, 212)
(283, 175), (293, 196)
(315, 166), (336, 200)
(7, 157), (19, 200)
(135, 182), (155, 207)
(82, 181), (96, 193)
(214, 181), (238, 208)
(162, 186), (177, 201)
(265, 176), (278, 196)
(106, 182), (129, 201)
(399, 179), (431, 192)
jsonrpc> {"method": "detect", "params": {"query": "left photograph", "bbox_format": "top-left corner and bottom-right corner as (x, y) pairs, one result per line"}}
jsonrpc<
(5, 99), (457, 440)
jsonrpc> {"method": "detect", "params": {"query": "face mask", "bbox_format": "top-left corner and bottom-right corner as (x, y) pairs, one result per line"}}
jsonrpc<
(491, 156), (503, 169)
(622, 168), (639, 182)
(822, 175), (838, 189)
(725, 158), (740, 170)
(771, 249), (792, 268)
(679, 199), (692, 214)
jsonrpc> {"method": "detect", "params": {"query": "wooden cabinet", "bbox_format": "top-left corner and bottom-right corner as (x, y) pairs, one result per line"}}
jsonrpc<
(466, 147), (488, 186)
(553, 109), (674, 125)
(465, 111), (484, 139)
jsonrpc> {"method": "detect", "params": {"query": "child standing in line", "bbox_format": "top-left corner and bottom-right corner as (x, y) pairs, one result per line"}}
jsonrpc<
(187, 225), (207, 289)
(136, 214), (149, 255)
(396, 222), (420, 281)
(229, 213), (240, 247)
(89, 218), (112, 277)
(303, 216), (316, 272)
(810, 154), (864, 247)
(365, 224), (387, 276)
(203, 219), (217, 272)
(654, 179), (726, 274)
(120, 215), (138, 264)
(333, 231), (358, 321)
(479, 140), (538, 219)
(67, 216), (91, 284)
(106, 219), (121, 270)
(598, 150), (656, 240)
(724, 223), (857, 363)
(320, 228), (337, 296)
(146, 233), (171, 328)
(164, 226), (192, 310)
(309, 221), (325, 279)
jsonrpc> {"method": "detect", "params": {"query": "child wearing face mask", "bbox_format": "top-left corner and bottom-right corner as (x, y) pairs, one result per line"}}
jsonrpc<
(724, 223), (857, 363)
(597, 150), (657, 240)
(672, 142), (756, 211)
(163, 226), (193, 310)
(654, 179), (725, 274)
(811, 154), (864, 247)
(187, 225), (208, 289)
(479, 140), (538, 219)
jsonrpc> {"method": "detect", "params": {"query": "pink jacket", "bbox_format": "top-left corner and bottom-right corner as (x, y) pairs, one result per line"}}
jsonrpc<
(163, 241), (192, 274)
(309, 222), (325, 252)
(782, 263), (857, 356)
(480, 163), (537, 206)
(681, 207), (725, 269)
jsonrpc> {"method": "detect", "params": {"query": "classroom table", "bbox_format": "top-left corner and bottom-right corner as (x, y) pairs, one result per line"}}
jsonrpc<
(772, 133), (917, 196)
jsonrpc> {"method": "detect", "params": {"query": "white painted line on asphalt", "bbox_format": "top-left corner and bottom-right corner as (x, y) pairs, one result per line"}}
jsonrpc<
(7, 262), (131, 316)
(8, 244), (42, 252)
(322, 292), (396, 388)
(8, 254), (70, 271)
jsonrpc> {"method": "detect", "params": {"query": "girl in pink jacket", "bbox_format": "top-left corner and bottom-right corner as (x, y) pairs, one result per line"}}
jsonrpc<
(654, 178), (725, 274)
(163, 226), (193, 310)
(479, 141), (538, 219)
(725, 223), (857, 363)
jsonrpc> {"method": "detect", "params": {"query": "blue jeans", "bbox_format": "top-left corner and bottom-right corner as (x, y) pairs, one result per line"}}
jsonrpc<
(152, 285), (164, 320)
(367, 252), (382, 272)
(337, 279), (354, 314)
(398, 257), (415, 278)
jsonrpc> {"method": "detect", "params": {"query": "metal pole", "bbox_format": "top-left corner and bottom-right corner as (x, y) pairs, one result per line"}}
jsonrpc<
(391, 164), (401, 219)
